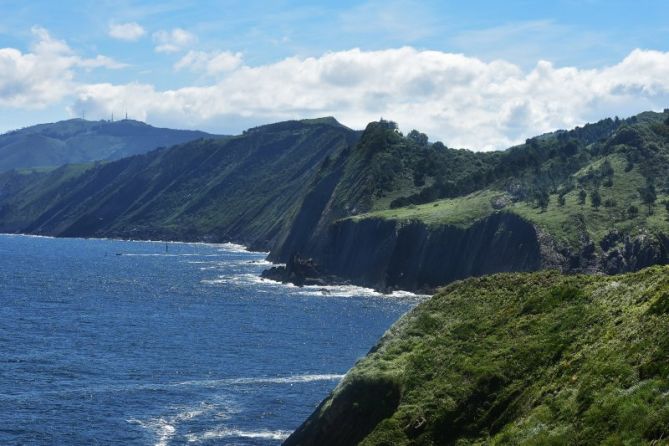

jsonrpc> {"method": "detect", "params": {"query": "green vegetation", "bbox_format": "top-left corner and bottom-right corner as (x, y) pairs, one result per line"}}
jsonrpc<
(352, 113), (669, 250)
(286, 266), (669, 445)
(0, 118), (213, 171)
(0, 118), (357, 248)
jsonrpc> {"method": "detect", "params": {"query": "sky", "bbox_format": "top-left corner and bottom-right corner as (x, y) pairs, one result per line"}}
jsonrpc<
(1, 0), (669, 150)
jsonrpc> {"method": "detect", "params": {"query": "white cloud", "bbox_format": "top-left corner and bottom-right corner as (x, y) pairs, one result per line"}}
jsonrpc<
(153, 28), (197, 53)
(108, 22), (146, 41)
(69, 47), (669, 149)
(0, 27), (124, 108)
(3, 34), (669, 149)
(174, 50), (243, 75)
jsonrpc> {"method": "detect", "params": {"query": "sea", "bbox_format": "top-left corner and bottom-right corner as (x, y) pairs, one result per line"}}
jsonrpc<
(0, 234), (420, 445)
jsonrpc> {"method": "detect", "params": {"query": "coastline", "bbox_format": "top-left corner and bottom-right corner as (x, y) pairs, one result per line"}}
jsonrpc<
(0, 232), (429, 299)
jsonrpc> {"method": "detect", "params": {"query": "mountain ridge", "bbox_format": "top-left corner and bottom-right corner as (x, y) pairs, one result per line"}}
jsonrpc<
(0, 118), (217, 172)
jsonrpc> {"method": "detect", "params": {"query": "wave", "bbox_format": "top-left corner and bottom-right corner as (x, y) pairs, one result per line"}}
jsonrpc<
(218, 242), (252, 253)
(128, 401), (230, 446)
(128, 417), (176, 446)
(0, 232), (55, 239)
(203, 274), (428, 299)
(185, 428), (291, 442)
(0, 374), (344, 401)
(121, 253), (223, 257)
(176, 374), (345, 387)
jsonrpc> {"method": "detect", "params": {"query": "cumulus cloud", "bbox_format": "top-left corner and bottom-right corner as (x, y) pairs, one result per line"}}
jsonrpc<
(153, 28), (196, 53)
(68, 47), (669, 150)
(174, 50), (243, 75)
(108, 22), (146, 41)
(3, 33), (669, 149)
(0, 27), (124, 108)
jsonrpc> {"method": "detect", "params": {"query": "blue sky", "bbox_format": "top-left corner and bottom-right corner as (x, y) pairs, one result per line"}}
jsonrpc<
(2, 0), (669, 149)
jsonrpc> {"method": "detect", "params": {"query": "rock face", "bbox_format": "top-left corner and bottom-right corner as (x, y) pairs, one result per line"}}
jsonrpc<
(285, 376), (401, 446)
(268, 210), (668, 293)
(599, 230), (669, 274)
(315, 213), (543, 292)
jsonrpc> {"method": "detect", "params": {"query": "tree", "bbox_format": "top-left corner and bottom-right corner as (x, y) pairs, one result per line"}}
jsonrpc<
(578, 189), (587, 205)
(407, 129), (428, 146)
(600, 159), (614, 178)
(604, 198), (617, 208)
(557, 194), (566, 207)
(591, 188), (602, 209)
(638, 179), (657, 215)
(536, 189), (550, 212)
(628, 205), (639, 218)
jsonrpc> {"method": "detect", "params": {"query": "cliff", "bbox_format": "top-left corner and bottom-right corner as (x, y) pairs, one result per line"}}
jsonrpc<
(284, 266), (669, 445)
(311, 213), (543, 292)
(0, 118), (358, 249)
(267, 113), (669, 292)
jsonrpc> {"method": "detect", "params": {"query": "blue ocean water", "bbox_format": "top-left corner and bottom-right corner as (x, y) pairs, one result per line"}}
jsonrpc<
(0, 235), (419, 445)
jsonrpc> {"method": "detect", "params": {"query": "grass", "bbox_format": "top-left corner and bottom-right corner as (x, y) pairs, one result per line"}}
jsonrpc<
(354, 189), (497, 227)
(292, 266), (669, 445)
(353, 154), (669, 249)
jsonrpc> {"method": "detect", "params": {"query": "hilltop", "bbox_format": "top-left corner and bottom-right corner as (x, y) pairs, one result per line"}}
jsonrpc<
(285, 266), (669, 445)
(0, 118), (215, 171)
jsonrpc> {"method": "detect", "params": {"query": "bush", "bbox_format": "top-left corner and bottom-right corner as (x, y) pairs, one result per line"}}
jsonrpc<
(591, 189), (602, 209)
(628, 205), (639, 218)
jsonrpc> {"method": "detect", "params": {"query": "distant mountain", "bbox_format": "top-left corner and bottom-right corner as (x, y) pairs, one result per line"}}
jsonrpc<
(0, 118), (216, 171)
(0, 117), (358, 247)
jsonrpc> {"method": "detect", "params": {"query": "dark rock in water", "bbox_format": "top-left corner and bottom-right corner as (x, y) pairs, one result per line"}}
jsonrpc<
(261, 254), (349, 288)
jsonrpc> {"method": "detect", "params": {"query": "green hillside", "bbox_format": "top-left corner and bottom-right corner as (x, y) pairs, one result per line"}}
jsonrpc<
(266, 112), (668, 291)
(0, 118), (215, 171)
(285, 266), (669, 445)
(0, 118), (357, 247)
(359, 113), (669, 250)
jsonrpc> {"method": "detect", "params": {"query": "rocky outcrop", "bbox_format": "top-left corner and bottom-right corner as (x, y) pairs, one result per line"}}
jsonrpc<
(280, 212), (544, 292)
(264, 212), (669, 293)
(261, 254), (349, 287)
(599, 229), (669, 274)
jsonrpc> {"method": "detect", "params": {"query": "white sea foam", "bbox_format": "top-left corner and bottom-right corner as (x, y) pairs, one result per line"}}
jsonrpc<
(203, 273), (428, 300)
(122, 253), (223, 257)
(176, 373), (344, 387)
(218, 242), (252, 253)
(0, 373), (345, 401)
(185, 428), (291, 442)
(128, 401), (227, 446)
(128, 417), (177, 446)
(0, 232), (55, 239)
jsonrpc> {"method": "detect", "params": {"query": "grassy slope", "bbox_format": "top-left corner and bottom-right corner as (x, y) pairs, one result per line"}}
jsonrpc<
(293, 266), (669, 445)
(358, 154), (669, 249)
